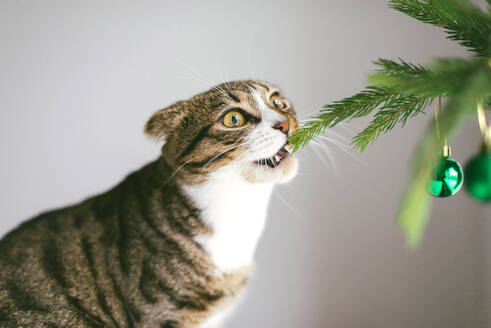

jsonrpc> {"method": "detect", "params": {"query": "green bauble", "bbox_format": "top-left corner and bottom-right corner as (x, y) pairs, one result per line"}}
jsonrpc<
(428, 157), (463, 197)
(464, 152), (491, 202)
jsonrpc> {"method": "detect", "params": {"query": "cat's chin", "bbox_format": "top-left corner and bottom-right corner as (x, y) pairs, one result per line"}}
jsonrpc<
(241, 155), (298, 184)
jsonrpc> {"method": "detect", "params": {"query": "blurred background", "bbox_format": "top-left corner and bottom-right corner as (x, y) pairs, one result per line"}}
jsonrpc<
(1, 0), (490, 327)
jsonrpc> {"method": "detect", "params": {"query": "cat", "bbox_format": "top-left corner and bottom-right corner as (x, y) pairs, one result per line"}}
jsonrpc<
(0, 80), (300, 328)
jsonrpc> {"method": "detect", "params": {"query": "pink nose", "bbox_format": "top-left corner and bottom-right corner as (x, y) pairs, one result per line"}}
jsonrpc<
(274, 120), (289, 134)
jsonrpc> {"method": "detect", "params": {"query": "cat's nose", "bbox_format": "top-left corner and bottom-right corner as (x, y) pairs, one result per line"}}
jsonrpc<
(274, 120), (289, 135)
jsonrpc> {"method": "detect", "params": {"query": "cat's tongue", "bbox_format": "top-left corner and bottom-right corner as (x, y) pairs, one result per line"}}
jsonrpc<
(274, 148), (289, 162)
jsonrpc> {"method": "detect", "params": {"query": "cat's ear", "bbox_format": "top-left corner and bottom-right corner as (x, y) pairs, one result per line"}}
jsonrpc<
(144, 101), (187, 141)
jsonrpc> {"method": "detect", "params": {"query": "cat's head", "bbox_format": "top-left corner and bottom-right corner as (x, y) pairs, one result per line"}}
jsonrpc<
(145, 81), (299, 185)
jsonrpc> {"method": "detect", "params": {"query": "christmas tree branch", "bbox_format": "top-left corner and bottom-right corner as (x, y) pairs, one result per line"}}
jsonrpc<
(398, 65), (491, 247)
(289, 63), (437, 153)
(369, 58), (481, 97)
(389, 0), (491, 57)
(351, 95), (431, 151)
(372, 58), (428, 78)
(289, 87), (396, 152)
(290, 57), (487, 153)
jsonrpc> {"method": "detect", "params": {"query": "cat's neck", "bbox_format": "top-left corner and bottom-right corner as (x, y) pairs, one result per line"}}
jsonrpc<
(181, 168), (274, 274)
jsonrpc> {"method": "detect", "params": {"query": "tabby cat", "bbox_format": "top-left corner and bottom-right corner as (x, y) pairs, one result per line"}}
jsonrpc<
(0, 80), (299, 328)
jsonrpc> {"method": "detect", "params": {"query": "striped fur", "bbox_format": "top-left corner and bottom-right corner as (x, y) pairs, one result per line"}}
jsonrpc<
(0, 81), (299, 327)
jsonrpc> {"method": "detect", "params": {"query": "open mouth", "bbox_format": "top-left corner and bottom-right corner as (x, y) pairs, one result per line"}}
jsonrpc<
(253, 146), (290, 168)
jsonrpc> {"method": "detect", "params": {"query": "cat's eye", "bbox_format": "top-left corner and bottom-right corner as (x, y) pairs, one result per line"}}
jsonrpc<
(270, 95), (286, 110)
(223, 111), (246, 128)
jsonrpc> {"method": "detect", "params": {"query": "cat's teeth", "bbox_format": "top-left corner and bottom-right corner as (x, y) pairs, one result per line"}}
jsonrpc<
(274, 154), (281, 162)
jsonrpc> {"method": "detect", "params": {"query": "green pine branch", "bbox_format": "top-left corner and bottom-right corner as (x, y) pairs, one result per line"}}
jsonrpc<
(369, 58), (482, 96)
(289, 87), (397, 152)
(351, 95), (431, 151)
(373, 58), (428, 78)
(289, 59), (439, 153)
(389, 0), (491, 57)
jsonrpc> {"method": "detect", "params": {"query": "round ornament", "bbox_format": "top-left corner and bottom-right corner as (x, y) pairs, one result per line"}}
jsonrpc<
(428, 157), (464, 197)
(464, 152), (491, 202)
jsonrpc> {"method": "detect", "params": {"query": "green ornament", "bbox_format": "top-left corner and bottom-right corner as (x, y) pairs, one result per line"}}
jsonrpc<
(428, 157), (463, 197)
(464, 152), (491, 202)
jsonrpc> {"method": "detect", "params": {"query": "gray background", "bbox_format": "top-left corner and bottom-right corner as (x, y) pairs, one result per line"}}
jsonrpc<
(1, 0), (490, 327)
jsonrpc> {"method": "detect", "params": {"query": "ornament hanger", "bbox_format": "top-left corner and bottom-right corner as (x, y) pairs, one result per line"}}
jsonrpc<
(477, 100), (490, 150)
(434, 96), (451, 157)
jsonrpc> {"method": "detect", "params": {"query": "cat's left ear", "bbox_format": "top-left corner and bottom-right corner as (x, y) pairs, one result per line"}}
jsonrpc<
(144, 101), (187, 141)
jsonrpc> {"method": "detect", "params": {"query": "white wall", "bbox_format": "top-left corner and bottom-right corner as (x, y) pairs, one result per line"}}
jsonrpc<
(1, 0), (489, 327)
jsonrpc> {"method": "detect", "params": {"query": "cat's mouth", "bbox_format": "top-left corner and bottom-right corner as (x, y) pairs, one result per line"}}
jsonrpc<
(252, 146), (291, 168)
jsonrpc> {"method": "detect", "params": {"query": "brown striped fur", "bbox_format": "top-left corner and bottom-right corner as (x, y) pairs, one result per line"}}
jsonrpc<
(0, 81), (299, 327)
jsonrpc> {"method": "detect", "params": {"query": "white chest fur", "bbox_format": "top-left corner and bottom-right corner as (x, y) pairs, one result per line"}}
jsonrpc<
(182, 168), (273, 274)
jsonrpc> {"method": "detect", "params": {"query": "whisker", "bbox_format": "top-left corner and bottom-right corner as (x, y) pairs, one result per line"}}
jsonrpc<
(317, 135), (367, 167)
(227, 147), (253, 167)
(203, 142), (248, 168)
(312, 140), (343, 176)
(159, 156), (198, 189)
(179, 75), (234, 102)
(274, 190), (304, 219)
(178, 61), (217, 86)
(322, 129), (351, 144)
(297, 110), (323, 120)
(297, 146), (314, 162)
(177, 61), (234, 101)
(310, 140), (335, 169)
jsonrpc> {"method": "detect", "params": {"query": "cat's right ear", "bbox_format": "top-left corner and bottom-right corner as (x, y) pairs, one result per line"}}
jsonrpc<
(144, 101), (186, 142)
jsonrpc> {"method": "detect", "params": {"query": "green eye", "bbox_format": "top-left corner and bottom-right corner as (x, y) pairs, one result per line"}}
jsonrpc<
(223, 111), (246, 127)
